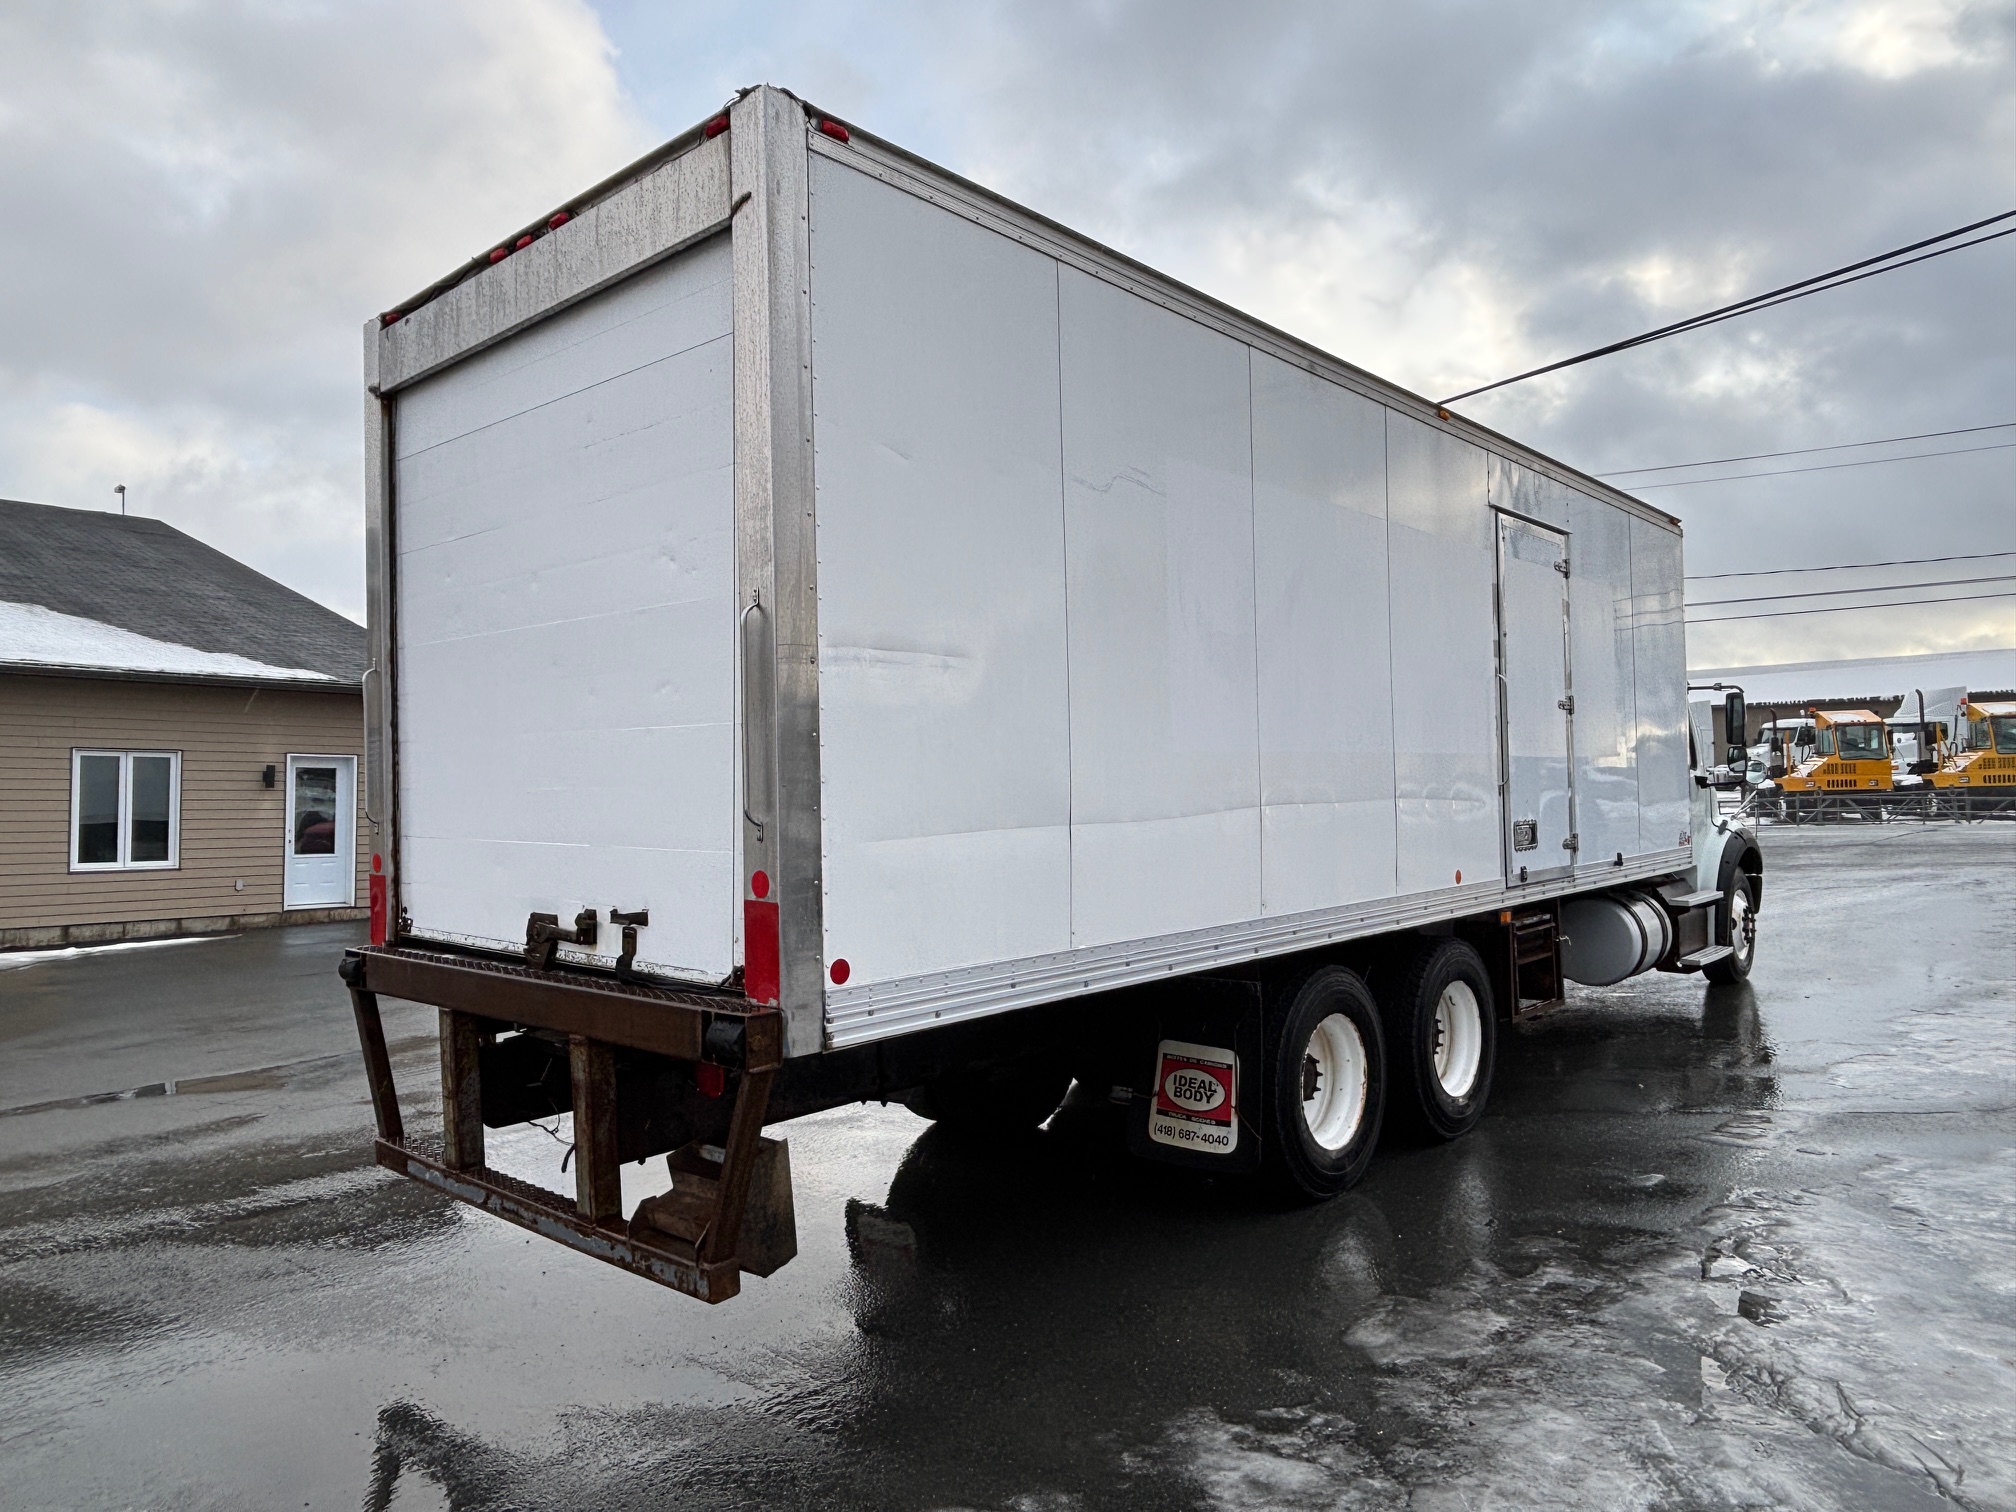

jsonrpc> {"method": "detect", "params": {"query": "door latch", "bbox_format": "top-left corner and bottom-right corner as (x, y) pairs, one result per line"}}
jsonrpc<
(1554, 558), (1571, 578)
(1558, 695), (1575, 714)
(525, 907), (599, 969)
(609, 908), (650, 980)
(1562, 833), (1580, 852)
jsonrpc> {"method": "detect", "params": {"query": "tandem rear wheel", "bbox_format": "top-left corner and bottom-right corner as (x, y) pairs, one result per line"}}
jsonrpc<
(1372, 936), (1498, 1144)
(1259, 965), (1388, 1200)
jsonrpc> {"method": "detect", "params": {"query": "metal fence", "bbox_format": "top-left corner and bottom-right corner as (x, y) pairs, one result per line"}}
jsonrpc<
(1732, 787), (2016, 825)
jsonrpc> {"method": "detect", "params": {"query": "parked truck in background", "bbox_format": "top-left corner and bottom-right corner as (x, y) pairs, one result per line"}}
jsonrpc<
(342, 86), (1764, 1303)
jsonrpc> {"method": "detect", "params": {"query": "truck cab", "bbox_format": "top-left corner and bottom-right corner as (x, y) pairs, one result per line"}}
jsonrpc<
(1773, 709), (1891, 793)
(1929, 700), (2016, 789)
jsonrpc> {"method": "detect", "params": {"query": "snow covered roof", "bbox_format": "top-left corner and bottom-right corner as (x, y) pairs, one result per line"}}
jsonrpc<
(0, 600), (337, 685)
(0, 498), (363, 684)
(1689, 647), (2016, 707)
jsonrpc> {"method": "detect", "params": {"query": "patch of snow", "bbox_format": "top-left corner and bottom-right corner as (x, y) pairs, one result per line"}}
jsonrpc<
(0, 600), (336, 682)
(0, 934), (233, 970)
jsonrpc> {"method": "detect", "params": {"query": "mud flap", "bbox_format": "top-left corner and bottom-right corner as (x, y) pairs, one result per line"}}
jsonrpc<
(1123, 976), (1264, 1174)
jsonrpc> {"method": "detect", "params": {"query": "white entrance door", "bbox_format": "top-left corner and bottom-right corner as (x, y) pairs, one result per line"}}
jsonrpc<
(284, 754), (356, 909)
(1496, 515), (1576, 884)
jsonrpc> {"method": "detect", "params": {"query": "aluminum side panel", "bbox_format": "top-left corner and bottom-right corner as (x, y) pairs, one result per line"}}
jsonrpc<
(392, 241), (736, 979)
(1058, 266), (1262, 947)
(1385, 412), (1500, 892)
(1566, 487), (1641, 870)
(1250, 351), (1399, 914)
(1632, 515), (1691, 851)
(806, 157), (1074, 985)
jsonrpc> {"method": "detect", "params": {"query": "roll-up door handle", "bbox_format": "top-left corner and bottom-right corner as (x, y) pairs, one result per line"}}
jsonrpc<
(360, 664), (381, 825)
(740, 594), (769, 844)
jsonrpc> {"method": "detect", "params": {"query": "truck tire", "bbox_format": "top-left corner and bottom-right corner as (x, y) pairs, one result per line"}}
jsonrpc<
(902, 1062), (1073, 1135)
(1703, 872), (1758, 984)
(1261, 965), (1386, 1200)
(1374, 938), (1496, 1143)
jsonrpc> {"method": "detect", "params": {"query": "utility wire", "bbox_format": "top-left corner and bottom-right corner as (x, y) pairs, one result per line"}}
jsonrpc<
(1438, 210), (2016, 406)
(1626, 440), (2016, 489)
(1688, 589), (2016, 624)
(1689, 572), (2016, 608)
(1600, 420), (2016, 477)
(1687, 548), (2016, 581)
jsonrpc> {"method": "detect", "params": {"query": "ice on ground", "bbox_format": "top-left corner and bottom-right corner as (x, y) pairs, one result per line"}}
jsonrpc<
(0, 599), (336, 682)
(0, 935), (232, 971)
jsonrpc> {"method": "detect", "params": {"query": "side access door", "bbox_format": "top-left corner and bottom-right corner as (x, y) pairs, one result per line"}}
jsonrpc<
(1495, 514), (1576, 884)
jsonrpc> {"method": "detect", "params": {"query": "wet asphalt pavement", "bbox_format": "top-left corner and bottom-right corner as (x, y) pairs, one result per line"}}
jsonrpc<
(2, 824), (2013, 1511)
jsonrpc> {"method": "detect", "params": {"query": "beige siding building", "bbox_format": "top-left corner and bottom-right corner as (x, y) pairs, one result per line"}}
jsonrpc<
(1, 499), (368, 949)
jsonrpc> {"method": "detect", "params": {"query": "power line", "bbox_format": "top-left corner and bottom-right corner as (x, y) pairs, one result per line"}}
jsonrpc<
(1438, 209), (2016, 406)
(1688, 589), (2016, 624)
(1688, 548), (2016, 581)
(1626, 439), (2016, 489)
(1689, 572), (2016, 608)
(1600, 420), (2016, 477)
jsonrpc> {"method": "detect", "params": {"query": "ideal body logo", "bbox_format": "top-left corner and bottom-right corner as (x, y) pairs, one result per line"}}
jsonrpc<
(1149, 1039), (1238, 1154)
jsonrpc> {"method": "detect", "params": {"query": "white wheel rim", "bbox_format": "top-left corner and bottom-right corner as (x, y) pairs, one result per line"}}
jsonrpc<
(1730, 886), (1755, 965)
(1301, 1012), (1369, 1152)
(1432, 981), (1484, 1099)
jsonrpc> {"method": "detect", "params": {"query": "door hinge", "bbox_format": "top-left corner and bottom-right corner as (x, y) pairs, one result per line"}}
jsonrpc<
(1562, 833), (1580, 852)
(1558, 695), (1575, 714)
(1554, 558), (1571, 578)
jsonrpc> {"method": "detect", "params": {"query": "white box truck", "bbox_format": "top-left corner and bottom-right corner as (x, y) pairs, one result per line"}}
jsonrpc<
(343, 86), (1763, 1303)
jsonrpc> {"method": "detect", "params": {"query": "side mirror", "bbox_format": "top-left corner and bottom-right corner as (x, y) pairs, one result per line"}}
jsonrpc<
(1723, 690), (1745, 748)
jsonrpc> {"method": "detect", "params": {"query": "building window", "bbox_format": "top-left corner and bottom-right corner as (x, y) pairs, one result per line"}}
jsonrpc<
(70, 750), (181, 870)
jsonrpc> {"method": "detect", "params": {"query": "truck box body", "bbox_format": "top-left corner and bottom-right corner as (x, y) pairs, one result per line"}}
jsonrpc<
(363, 88), (1689, 1064)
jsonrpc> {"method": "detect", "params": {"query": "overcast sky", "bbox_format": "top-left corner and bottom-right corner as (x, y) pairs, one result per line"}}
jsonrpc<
(2, 0), (2010, 668)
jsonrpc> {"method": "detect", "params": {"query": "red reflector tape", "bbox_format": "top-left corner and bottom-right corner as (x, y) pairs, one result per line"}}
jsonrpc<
(695, 1062), (726, 1098)
(817, 119), (850, 143)
(547, 210), (570, 230)
(704, 114), (730, 139)
(368, 873), (388, 946)
(743, 899), (780, 1005)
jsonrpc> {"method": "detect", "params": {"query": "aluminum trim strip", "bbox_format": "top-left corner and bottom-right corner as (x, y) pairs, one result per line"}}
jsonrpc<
(361, 385), (398, 917)
(822, 847), (1692, 1047)
(732, 88), (828, 1059)
(807, 132), (1677, 536)
(374, 134), (733, 394)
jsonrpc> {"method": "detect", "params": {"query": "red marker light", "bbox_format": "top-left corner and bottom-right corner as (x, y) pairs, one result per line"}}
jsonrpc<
(704, 114), (730, 139)
(515, 234), (533, 250)
(547, 210), (570, 230)
(379, 311), (402, 327)
(829, 958), (851, 985)
(750, 869), (770, 899)
(488, 247), (509, 264)
(372, 853), (383, 874)
(1455, 870), (1463, 884)
(817, 119), (850, 143)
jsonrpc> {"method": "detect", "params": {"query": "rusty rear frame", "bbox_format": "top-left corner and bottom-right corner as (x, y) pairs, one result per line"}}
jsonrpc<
(341, 944), (780, 1304)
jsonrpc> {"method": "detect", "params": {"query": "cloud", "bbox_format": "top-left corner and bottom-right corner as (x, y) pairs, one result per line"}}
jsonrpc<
(4, 0), (2011, 667)
(0, 0), (651, 618)
(671, 0), (2012, 666)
